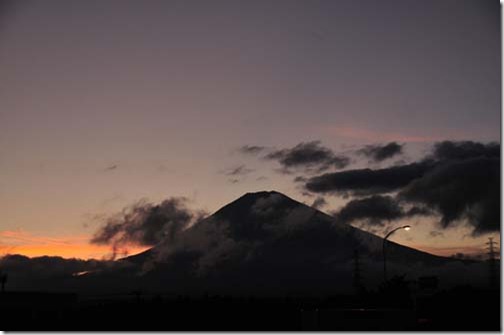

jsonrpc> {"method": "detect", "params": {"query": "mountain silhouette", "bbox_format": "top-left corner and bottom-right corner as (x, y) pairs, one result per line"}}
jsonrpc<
(102, 191), (451, 296)
(3, 191), (487, 295)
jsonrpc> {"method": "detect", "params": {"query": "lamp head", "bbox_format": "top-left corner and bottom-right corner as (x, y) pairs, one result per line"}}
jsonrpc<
(404, 225), (411, 231)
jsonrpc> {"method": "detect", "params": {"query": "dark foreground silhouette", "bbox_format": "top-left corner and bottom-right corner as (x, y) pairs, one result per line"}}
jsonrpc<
(0, 283), (499, 331)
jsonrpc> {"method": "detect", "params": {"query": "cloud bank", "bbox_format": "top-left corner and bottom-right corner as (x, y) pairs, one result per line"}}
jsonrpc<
(305, 161), (434, 195)
(306, 141), (500, 235)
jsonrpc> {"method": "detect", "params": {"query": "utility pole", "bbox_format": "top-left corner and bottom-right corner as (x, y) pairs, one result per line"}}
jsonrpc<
(383, 225), (411, 282)
(486, 237), (499, 289)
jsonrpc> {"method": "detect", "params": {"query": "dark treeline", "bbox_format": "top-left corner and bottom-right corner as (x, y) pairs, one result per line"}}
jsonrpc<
(0, 283), (499, 331)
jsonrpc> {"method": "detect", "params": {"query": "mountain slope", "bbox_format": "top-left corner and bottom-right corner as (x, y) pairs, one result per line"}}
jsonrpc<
(117, 191), (456, 295)
(5, 191), (485, 295)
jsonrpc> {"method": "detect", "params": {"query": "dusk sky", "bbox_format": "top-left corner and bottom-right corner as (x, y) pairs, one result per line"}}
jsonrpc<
(0, 0), (500, 259)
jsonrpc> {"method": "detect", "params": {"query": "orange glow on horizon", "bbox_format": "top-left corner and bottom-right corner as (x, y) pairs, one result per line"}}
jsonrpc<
(411, 244), (488, 258)
(0, 230), (491, 260)
(0, 230), (149, 260)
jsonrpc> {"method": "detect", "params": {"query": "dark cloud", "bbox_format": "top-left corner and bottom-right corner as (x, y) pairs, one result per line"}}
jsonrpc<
(238, 145), (266, 155)
(311, 197), (327, 209)
(91, 198), (207, 253)
(333, 195), (431, 229)
(334, 195), (404, 226)
(432, 141), (499, 161)
(400, 157), (500, 236)
(264, 141), (350, 173)
(357, 142), (403, 162)
(224, 165), (254, 176)
(305, 161), (434, 195)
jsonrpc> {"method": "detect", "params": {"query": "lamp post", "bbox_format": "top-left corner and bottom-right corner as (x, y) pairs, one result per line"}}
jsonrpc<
(383, 225), (410, 282)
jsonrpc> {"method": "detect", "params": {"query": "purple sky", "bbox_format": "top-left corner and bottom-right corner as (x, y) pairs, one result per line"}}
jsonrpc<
(0, 0), (500, 258)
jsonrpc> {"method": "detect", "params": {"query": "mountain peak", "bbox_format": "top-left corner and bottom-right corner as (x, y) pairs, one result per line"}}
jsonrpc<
(240, 190), (287, 199)
(214, 190), (304, 220)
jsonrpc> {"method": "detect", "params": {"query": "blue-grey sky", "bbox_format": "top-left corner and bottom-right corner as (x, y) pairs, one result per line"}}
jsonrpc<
(0, 0), (500, 258)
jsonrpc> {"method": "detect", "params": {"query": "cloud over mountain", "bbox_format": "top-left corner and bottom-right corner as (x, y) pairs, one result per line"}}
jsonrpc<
(311, 196), (327, 209)
(91, 198), (207, 256)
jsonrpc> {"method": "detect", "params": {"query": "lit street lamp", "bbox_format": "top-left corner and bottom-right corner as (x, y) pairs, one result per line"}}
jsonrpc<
(383, 225), (411, 282)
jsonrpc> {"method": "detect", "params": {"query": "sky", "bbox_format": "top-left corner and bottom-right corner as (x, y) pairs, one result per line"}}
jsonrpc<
(0, 0), (500, 259)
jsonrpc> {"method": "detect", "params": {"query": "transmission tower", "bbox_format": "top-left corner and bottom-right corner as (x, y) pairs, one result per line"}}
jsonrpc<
(486, 237), (499, 289)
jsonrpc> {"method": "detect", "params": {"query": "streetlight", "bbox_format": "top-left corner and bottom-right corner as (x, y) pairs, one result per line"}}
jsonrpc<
(383, 225), (411, 282)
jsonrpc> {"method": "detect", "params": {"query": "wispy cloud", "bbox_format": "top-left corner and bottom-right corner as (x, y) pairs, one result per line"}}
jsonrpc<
(220, 164), (255, 184)
(223, 165), (255, 177)
(238, 145), (266, 155)
(104, 164), (118, 172)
